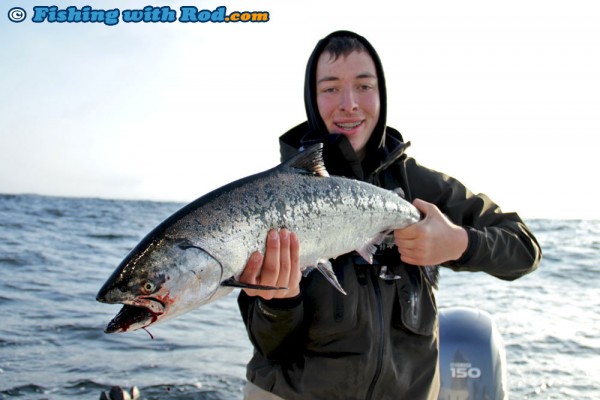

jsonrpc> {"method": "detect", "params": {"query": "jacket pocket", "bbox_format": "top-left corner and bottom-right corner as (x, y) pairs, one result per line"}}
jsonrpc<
(394, 265), (437, 336)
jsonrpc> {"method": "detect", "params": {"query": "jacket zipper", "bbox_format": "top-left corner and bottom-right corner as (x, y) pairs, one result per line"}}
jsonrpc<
(365, 271), (385, 400)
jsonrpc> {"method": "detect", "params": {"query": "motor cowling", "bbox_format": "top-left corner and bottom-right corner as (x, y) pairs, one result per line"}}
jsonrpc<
(438, 307), (508, 400)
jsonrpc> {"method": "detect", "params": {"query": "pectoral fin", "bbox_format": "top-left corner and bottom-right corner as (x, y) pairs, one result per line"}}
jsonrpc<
(221, 277), (287, 291)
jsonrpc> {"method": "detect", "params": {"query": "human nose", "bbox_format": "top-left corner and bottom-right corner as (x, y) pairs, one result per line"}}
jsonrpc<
(339, 88), (358, 111)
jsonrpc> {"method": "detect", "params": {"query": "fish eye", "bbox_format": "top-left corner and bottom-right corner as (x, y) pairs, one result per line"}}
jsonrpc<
(141, 281), (156, 294)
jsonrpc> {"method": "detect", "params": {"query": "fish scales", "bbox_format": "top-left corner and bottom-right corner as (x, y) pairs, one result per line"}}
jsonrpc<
(169, 171), (416, 282)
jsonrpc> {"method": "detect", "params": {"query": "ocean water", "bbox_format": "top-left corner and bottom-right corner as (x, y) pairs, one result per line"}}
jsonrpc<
(0, 194), (598, 399)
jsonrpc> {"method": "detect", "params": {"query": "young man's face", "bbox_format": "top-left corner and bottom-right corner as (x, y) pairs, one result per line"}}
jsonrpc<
(316, 50), (380, 160)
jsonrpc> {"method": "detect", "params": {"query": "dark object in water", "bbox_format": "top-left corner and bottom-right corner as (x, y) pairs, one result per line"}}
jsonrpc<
(99, 385), (141, 400)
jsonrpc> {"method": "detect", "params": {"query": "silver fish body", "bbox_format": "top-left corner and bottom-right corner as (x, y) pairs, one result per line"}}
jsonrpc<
(96, 144), (420, 333)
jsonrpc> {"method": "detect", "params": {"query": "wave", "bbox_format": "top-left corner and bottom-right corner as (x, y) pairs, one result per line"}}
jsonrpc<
(1, 194), (599, 400)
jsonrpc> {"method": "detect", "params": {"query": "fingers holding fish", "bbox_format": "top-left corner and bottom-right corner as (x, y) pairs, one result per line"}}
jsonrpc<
(241, 229), (301, 300)
(394, 199), (468, 266)
(262, 229), (301, 300)
(288, 231), (302, 294)
(260, 229), (283, 296)
(239, 252), (264, 297)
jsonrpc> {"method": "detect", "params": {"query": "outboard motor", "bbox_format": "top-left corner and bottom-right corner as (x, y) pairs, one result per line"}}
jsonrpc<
(438, 307), (507, 400)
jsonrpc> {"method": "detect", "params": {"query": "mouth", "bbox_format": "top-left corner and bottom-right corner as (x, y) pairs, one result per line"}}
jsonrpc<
(104, 298), (165, 334)
(335, 120), (364, 132)
(105, 304), (161, 333)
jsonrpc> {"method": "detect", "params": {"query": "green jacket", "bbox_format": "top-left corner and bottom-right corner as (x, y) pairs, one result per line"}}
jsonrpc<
(238, 30), (541, 400)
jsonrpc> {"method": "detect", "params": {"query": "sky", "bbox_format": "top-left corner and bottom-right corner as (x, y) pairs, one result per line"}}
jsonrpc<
(1, 0), (599, 220)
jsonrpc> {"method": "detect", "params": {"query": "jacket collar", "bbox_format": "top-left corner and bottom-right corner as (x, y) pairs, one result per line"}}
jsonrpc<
(279, 122), (409, 182)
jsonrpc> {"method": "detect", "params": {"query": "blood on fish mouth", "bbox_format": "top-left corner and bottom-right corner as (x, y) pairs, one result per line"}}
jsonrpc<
(139, 296), (166, 313)
(105, 304), (160, 333)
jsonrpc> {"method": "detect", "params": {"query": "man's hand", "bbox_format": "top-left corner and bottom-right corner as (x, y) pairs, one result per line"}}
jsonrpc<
(394, 199), (468, 266)
(239, 228), (302, 300)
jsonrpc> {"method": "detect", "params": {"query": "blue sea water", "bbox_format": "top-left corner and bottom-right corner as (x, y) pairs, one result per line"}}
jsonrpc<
(0, 194), (598, 399)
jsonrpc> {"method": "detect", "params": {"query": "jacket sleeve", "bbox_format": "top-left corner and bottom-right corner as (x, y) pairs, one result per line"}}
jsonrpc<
(405, 158), (542, 280)
(237, 291), (305, 360)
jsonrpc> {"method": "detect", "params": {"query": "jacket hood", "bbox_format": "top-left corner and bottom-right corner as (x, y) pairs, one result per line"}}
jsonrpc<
(280, 31), (404, 181)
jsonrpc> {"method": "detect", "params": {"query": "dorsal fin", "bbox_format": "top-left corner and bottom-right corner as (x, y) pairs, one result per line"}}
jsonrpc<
(282, 143), (329, 177)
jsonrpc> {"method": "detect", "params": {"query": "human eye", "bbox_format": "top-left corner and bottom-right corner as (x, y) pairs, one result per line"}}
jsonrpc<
(319, 85), (338, 94)
(358, 81), (377, 91)
(356, 76), (377, 91)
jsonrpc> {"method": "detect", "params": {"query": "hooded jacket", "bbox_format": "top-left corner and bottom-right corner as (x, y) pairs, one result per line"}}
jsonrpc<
(238, 31), (541, 400)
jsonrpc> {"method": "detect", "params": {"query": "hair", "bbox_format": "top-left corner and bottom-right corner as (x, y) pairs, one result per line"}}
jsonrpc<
(322, 36), (368, 61)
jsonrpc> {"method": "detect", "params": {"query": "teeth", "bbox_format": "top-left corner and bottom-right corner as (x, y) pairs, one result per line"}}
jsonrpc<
(336, 121), (362, 130)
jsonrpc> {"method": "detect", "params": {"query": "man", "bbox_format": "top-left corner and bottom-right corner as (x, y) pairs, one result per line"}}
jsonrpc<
(237, 30), (541, 400)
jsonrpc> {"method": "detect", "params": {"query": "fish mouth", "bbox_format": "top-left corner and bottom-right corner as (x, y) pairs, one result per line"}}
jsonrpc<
(104, 298), (165, 334)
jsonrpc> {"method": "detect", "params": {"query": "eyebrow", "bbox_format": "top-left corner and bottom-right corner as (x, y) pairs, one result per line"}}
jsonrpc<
(317, 72), (377, 84)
